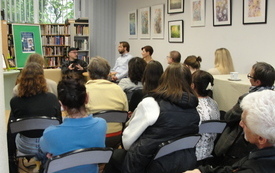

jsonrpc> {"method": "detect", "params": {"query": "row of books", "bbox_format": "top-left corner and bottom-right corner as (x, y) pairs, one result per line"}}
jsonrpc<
(73, 25), (89, 36)
(46, 56), (90, 67)
(43, 46), (66, 56)
(74, 39), (88, 50)
(41, 25), (70, 35)
(42, 36), (70, 45)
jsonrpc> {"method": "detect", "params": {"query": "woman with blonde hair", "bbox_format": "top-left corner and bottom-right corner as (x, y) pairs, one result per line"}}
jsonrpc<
(208, 48), (235, 75)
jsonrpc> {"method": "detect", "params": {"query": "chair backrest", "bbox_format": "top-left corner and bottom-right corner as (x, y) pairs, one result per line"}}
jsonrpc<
(93, 110), (128, 123)
(44, 147), (113, 173)
(199, 120), (227, 134)
(153, 134), (201, 160)
(9, 116), (60, 134)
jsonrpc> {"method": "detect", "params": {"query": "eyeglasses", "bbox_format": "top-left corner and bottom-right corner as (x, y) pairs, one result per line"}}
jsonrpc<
(247, 73), (255, 79)
(70, 51), (78, 54)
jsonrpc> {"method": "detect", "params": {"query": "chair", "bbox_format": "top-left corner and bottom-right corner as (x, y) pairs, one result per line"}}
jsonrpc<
(43, 147), (113, 173)
(9, 116), (61, 158)
(93, 110), (128, 123)
(199, 120), (227, 134)
(153, 134), (201, 160)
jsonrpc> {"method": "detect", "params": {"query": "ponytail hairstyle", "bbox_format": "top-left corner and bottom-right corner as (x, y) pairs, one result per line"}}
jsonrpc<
(183, 55), (202, 69)
(192, 70), (214, 97)
(58, 75), (86, 110)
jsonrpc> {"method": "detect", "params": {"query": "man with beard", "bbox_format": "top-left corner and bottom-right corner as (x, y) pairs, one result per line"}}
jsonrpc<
(110, 41), (133, 82)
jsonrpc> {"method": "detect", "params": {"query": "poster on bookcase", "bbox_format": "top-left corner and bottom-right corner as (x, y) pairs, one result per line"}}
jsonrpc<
(12, 24), (43, 68)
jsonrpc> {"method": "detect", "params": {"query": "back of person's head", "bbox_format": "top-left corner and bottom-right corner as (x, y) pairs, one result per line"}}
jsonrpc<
(142, 60), (163, 94)
(153, 63), (195, 102)
(128, 57), (147, 85)
(240, 90), (275, 145)
(18, 62), (47, 97)
(192, 70), (214, 97)
(26, 53), (45, 66)
(184, 55), (202, 69)
(170, 51), (181, 63)
(58, 76), (86, 110)
(215, 48), (235, 74)
(141, 45), (154, 56)
(88, 56), (110, 79)
(120, 41), (130, 52)
(252, 62), (275, 87)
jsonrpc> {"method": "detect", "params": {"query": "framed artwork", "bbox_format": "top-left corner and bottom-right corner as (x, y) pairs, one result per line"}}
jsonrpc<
(139, 7), (150, 38)
(168, 20), (184, 43)
(151, 4), (164, 39)
(12, 24), (43, 68)
(243, 0), (267, 24)
(213, 0), (232, 26)
(190, 0), (205, 27)
(129, 10), (138, 38)
(167, 0), (184, 14)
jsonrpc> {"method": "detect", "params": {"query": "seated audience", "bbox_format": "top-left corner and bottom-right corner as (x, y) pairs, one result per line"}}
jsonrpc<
(214, 62), (275, 166)
(141, 45), (154, 63)
(39, 76), (107, 173)
(13, 53), (57, 96)
(184, 55), (202, 74)
(104, 64), (200, 173)
(110, 41), (133, 82)
(86, 56), (128, 148)
(118, 57), (147, 102)
(167, 50), (181, 64)
(128, 60), (163, 113)
(208, 48), (235, 75)
(191, 70), (220, 163)
(61, 47), (88, 83)
(7, 62), (62, 172)
(185, 90), (275, 173)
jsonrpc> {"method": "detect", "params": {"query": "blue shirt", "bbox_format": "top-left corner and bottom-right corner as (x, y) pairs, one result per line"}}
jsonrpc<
(40, 115), (107, 173)
(112, 53), (133, 80)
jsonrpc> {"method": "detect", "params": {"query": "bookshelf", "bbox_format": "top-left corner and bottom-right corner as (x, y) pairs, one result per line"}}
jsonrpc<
(67, 18), (90, 64)
(40, 24), (70, 67)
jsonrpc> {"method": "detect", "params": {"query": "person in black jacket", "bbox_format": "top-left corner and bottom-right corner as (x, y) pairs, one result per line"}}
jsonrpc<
(185, 90), (275, 173)
(104, 63), (200, 173)
(213, 62), (274, 166)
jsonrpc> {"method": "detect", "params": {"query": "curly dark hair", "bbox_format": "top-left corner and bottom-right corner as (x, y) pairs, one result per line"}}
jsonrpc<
(128, 57), (147, 85)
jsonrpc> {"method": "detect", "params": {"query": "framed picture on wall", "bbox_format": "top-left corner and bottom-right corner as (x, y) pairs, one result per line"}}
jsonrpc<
(168, 20), (184, 43)
(243, 0), (267, 24)
(213, 0), (232, 26)
(167, 0), (184, 14)
(151, 4), (164, 39)
(190, 0), (205, 27)
(129, 10), (138, 38)
(139, 7), (150, 39)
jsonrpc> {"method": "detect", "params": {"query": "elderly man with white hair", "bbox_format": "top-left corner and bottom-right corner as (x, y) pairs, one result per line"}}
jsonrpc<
(185, 90), (275, 173)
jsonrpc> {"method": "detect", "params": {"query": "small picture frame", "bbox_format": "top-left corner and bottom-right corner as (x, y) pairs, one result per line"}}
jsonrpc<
(190, 0), (205, 27)
(243, 0), (267, 24)
(213, 0), (232, 26)
(168, 20), (184, 43)
(129, 10), (138, 38)
(7, 58), (16, 69)
(151, 4), (164, 39)
(138, 7), (150, 39)
(167, 0), (184, 14)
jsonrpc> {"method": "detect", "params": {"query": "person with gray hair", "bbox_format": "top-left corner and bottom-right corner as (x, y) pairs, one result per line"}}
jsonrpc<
(185, 90), (275, 173)
(85, 56), (128, 148)
(167, 50), (181, 64)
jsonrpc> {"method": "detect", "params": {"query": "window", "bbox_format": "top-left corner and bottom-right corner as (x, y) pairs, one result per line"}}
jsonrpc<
(1, 0), (74, 24)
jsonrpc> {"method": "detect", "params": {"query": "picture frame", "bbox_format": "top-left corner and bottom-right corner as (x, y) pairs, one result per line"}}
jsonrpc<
(151, 4), (164, 39)
(7, 58), (16, 69)
(138, 7), (150, 39)
(168, 20), (184, 43)
(213, 0), (232, 26)
(167, 0), (184, 14)
(129, 10), (138, 38)
(190, 0), (205, 27)
(243, 0), (267, 24)
(12, 24), (43, 68)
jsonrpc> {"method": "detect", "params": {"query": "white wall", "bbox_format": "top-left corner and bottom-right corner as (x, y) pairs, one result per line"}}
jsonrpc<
(116, 0), (275, 73)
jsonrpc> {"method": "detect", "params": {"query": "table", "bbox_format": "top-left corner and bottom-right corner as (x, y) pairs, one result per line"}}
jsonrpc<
(213, 74), (251, 112)
(4, 70), (20, 110)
